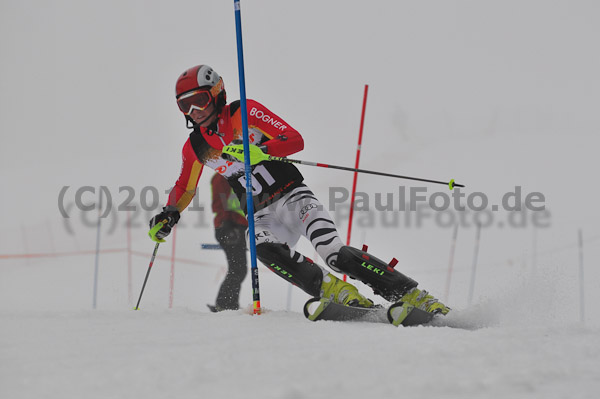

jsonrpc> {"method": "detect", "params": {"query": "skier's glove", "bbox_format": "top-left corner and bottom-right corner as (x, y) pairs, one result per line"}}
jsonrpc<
(221, 141), (269, 165)
(148, 206), (180, 242)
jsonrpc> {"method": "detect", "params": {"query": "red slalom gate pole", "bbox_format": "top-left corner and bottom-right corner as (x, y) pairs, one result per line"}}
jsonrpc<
(344, 84), (369, 281)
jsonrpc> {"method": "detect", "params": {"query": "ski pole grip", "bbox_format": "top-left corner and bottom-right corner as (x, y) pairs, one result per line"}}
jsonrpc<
(148, 220), (168, 243)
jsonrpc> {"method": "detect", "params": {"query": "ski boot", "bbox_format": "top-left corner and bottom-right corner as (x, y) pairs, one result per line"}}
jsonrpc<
(320, 273), (374, 308)
(256, 243), (373, 307)
(335, 246), (417, 301)
(399, 288), (450, 315)
(207, 304), (229, 313)
(256, 242), (326, 296)
(335, 245), (450, 315)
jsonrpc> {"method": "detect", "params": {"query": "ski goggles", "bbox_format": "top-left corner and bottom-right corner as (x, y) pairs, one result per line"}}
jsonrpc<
(176, 89), (213, 115)
(176, 78), (224, 115)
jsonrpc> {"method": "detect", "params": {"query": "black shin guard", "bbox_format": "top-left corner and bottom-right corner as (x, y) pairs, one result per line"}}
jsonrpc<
(256, 243), (323, 297)
(336, 246), (418, 302)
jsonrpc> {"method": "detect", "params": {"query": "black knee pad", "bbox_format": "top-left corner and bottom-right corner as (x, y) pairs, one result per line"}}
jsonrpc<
(336, 246), (418, 302)
(256, 242), (323, 297)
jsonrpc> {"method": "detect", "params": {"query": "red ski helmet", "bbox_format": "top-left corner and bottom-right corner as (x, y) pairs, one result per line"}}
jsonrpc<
(175, 65), (226, 116)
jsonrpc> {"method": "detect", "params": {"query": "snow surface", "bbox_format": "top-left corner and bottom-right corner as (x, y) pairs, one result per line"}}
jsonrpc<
(2, 1), (600, 398)
(2, 308), (600, 399)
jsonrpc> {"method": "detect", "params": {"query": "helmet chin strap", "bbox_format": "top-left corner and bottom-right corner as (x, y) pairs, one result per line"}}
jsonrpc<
(185, 115), (195, 129)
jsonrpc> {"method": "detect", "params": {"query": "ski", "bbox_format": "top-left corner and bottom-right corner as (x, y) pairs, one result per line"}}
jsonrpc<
(303, 297), (434, 327)
(206, 304), (220, 313)
(387, 301), (435, 327)
(304, 297), (389, 323)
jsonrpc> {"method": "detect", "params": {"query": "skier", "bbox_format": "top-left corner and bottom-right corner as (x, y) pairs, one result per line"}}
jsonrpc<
(207, 173), (248, 312)
(149, 64), (449, 315)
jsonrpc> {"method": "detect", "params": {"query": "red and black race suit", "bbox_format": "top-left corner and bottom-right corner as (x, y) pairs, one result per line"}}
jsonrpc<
(166, 99), (305, 213)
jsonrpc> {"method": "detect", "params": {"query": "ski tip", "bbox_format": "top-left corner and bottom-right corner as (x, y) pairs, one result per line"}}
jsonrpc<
(387, 302), (414, 326)
(303, 297), (328, 321)
(206, 304), (219, 313)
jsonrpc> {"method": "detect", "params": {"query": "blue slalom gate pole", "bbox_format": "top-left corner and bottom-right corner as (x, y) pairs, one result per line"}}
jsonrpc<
(233, 0), (261, 314)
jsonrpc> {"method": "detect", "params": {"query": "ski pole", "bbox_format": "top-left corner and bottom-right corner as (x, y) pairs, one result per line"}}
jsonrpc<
(134, 241), (161, 310)
(134, 220), (167, 310)
(273, 157), (464, 189)
(222, 145), (465, 190)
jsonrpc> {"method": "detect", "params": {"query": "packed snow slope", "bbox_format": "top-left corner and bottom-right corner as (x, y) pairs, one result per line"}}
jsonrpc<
(2, 1), (600, 398)
(2, 307), (600, 399)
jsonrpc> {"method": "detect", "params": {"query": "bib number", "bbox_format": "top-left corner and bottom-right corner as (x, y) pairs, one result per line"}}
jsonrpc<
(237, 164), (276, 195)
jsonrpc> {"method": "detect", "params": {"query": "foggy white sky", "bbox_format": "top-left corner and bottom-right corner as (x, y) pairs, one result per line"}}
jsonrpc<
(1, 1), (598, 265)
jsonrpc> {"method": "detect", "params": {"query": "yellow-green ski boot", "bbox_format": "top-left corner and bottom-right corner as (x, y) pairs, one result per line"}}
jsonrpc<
(400, 288), (450, 315)
(320, 273), (374, 308)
